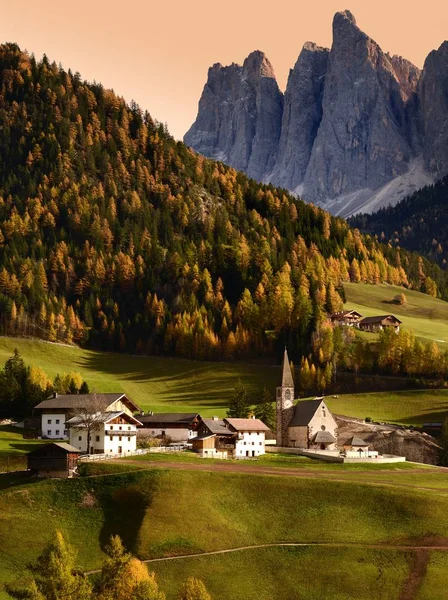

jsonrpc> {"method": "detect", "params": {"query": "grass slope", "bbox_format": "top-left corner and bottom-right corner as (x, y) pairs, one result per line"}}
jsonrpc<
(344, 282), (448, 344)
(0, 336), (278, 415)
(1, 467), (448, 598)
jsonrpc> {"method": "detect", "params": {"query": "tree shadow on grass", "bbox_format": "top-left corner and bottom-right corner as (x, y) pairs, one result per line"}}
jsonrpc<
(94, 471), (161, 556)
(0, 471), (41, 491)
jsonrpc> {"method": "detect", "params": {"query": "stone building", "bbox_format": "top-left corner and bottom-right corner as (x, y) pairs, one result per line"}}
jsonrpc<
(276, 349), (338, 449)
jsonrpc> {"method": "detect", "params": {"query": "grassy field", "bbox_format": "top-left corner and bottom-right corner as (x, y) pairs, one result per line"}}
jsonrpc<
(344, 282), (448, 344)
(1, 466), (448, 599)
(0, 336), (278, 415)
(325, 389), (448, 425)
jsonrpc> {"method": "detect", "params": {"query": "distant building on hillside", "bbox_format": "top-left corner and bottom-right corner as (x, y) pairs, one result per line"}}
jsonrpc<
(330, 310), (363, 327)
(33, 393), (141, 441)
(276, 349), (338, 449)
(137, 412), (200, 442)
(27, 442), (80, 478)
(193, 416), (269, 458)
(358, 315), (402, 333)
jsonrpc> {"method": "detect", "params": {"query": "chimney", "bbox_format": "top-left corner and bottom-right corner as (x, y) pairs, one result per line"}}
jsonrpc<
(150, 411), (153, 416)
(212, 416), (219, 421)
(251, 415), (255, 419)
(53, 392), (58, 399)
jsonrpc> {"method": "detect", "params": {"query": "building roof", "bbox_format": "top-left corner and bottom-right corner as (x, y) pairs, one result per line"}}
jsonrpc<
(312, 431), (336, 444)
(67, 411), (142, 427)
(194, 433), (216, 441)
(289, 399), (325, 427)
(34, 393), (141, 413)
(359, 315), (402, 325)
(343, 436), (369, 447)
(28, 442), (81, 455)
(331, 310), (362, 319)
(201, 418), (234, 436)
(281, 348), (294, 388)
(225, 418), (270, 432)
(138, 413), (199, 425)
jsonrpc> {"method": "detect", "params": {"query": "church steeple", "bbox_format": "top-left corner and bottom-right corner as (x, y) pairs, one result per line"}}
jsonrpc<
(276, 348), (295, 447)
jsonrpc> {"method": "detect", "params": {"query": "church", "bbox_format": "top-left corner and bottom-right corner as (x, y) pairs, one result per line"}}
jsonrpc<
(276, 349), (338, 450)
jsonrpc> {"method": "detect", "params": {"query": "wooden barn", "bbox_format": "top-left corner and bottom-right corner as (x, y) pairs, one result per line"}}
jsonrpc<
(27, 442), (80, 478)
(359, 314), (402, 333)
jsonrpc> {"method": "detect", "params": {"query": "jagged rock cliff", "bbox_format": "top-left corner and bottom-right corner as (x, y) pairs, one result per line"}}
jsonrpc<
(420, 41), (448, 179)
(185, 11), (448, 217)
(184, 50), (283, 182)
(270, 42), (329, 192)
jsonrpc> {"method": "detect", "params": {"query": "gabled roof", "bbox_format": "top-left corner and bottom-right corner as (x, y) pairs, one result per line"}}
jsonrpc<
(67, 411), (142, 427)
(359, 315), (402, 325)
(34, 393), (141, 413)
(225, 418), (270, 432)
(28, 442), (81, 455)
(331, 310), (362, 319)
(343, 436), (369, 447)
(201, 418), (234, 436)
(194, 433), (216, 441)
(312, 431), (336, 444)
(289, 399), (326, 427)
(139, 413), (199, 425)
(281, 348), (294, 388)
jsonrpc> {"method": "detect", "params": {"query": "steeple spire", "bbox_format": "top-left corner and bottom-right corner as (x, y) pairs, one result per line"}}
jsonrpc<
(281, 348), (294, 388)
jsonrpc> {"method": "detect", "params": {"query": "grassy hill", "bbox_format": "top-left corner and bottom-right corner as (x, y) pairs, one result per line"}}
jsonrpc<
(1, 465), (448, 599)
(344, 282), (448, 344)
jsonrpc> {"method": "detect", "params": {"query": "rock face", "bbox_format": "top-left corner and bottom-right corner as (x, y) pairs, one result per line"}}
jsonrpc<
(419, 41), (448, 178)
(185, 11), (448, 216)
(184, 51), (283, 182)
(303, 10), (415, 202)
(270, 42), (329, 192)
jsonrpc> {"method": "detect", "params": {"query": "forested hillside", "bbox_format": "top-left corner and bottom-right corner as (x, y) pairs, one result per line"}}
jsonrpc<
(351, 176), (448, 267)
(0, 43), (447, 363)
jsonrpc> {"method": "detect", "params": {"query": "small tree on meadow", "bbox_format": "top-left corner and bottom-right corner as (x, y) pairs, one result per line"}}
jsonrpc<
(178, 577), (212, 600)
(393, 293), (407, 305)
(226, 382), (250, 418)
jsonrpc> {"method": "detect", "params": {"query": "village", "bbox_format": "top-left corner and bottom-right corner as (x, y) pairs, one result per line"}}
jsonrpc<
(24, 349), (409, 479)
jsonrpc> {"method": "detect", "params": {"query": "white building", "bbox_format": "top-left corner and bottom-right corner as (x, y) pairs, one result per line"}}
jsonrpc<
(193, 417), (269, 458)
(34, 393), (141, 440)
(225, 418), (270, 458)
(68, 411), (142, 455)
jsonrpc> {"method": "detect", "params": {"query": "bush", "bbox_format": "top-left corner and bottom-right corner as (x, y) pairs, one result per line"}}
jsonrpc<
(365, 417), (372, 423)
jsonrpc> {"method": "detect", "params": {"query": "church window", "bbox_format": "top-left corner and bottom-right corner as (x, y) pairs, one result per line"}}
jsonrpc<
(285, 389), (291, 400)
(321, 425), (326, 431)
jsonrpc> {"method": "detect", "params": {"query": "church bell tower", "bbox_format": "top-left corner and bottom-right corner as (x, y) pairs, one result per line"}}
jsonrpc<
(276, 348), (295, 447)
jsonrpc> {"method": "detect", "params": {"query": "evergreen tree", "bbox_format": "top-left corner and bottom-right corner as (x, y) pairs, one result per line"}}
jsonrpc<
(254, 388), (276, 430)
(227, 382), (250, 418)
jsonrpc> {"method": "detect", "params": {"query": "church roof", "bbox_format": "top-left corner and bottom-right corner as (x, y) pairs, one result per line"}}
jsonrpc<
(281, 348), (294, 388)
(312, 430), (336, 444)
(289, 399), (325, 427)
(343, 436), (369, 447)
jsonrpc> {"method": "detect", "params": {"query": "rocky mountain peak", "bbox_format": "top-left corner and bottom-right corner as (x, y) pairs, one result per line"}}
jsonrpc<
(242, 50), (276, 80)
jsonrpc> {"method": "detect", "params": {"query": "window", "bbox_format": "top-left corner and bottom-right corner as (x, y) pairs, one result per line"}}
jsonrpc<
(119, 436), (122, 441)
(128, 437), (131, 442)
(78, 436), (82, 441)
(110, 426), (113, 430)
(244, 441), (246, 445)
(55, 430), (60, 436)
(119, 426), (122, 431)
(47, 430), (51, 435)
(47, 419), (51, 424)
(259, 442), (263, 446)
(56, 419), (60, 424)
(252, 442), (255, 446)
(96, 436), (100, 442)
(64, 430), (67, 436)
(321, 425), (326, 431)
(128, 426), (131, 430)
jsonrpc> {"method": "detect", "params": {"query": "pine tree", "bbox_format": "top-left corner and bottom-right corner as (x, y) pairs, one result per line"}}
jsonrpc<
(227, 382), (250, 418)
(253, 388), (276, 430)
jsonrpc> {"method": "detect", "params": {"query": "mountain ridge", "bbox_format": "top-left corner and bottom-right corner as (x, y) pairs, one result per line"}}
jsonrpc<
(184, 11), (448, 217)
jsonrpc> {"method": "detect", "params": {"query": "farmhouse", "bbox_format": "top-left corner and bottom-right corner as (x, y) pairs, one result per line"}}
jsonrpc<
(137, 412), (200, 442)
(34, 393), (141, 440)
(330, 309), (363, 326)
(358, 314), (402, 333)
(276, 349), (338, 449)
(27, 442), (80, 478)
(67, 410), (142, 455)
(193, 416), (269, 458)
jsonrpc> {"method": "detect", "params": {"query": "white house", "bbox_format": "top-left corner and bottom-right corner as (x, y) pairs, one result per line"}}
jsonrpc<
(225, 418), (270, 458)
(34, 393), (141, 440)
(67, 411), (142, 455)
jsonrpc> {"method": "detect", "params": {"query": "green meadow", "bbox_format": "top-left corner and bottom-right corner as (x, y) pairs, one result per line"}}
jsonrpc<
(1, 466), (448, 599)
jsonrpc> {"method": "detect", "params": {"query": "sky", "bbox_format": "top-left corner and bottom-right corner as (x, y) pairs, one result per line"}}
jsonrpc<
(0, 1), (447, 141)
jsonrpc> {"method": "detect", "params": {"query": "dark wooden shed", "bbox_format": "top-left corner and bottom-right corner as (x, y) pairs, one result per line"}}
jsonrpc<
(27, 442), (80, 478)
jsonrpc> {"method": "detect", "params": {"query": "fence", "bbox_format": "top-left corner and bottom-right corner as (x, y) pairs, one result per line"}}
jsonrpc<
(78, 446), (186, 462)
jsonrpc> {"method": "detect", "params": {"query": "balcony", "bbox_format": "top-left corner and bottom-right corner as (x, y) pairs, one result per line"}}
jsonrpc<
(106, 430), (137, 437)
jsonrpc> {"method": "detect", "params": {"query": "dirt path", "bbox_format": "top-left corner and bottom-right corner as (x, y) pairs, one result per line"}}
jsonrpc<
(85, 541), (448, 575)
(399, 550), (430, 600)
(110, 459), (448, 492)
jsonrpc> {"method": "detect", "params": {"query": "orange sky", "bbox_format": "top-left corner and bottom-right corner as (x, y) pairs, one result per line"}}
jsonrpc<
(1, 1), (447, 140)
